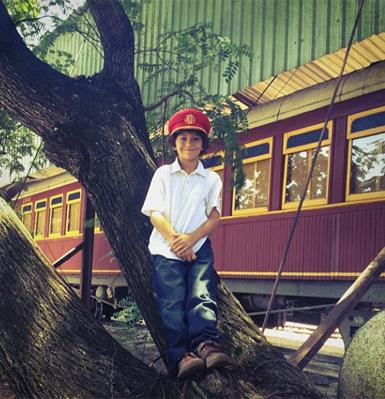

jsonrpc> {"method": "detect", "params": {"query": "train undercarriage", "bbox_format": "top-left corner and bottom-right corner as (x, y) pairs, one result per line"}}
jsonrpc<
(227, 278), (385, 346)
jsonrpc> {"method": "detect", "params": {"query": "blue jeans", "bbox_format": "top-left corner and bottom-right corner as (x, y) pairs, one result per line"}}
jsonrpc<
(152, 239), (220, 367)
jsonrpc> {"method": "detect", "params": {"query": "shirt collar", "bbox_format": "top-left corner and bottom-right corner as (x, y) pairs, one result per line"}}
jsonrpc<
(171, 158), (208, 177)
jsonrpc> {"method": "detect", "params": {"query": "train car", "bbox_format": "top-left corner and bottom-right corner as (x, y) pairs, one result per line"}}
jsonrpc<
(205, 61), (385, 344)
(10, 61), (385, 344)
(13, 167), (128, 310)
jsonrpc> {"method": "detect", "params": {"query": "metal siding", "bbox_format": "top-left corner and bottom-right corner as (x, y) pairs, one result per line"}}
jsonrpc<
(229, 0), (239, 95)
(238, 0), (247, 90)
(213, 202), (385, 280)
(41, 0), (385, 107)
(211, 222), (225, 269)
(329, 0), (343, 55)
(207, 0), (217, 93)
(339, 208), (385, 276)
(198, 0), (207, 91)
(93, 234), (120, 272)
(135, 4), (144, 96)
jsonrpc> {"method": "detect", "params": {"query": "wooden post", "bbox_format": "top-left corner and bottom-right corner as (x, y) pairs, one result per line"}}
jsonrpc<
(80, 194), (95, 308)
(53, 243), (83, 269)
(289, 246), (385, 369)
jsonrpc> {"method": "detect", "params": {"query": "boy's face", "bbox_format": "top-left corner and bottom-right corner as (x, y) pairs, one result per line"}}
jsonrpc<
(174, 131), (203, 162)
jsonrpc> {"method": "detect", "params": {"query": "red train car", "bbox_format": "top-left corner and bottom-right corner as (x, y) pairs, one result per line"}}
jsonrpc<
(12, 62), (385, 344)
(204, 63), (385, 343)
(15, 171), (127, 299)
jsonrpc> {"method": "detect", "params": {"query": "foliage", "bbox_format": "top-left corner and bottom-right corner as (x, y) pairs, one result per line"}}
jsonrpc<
(140, 21), (252, 189)
(5, 0), (74, 46)
(114, 296), (143, 327)
(35, 0), (148, 74)
(351, 135), (385, 193)
(0, 109), (47, 181)
(0, 1), (82, 181)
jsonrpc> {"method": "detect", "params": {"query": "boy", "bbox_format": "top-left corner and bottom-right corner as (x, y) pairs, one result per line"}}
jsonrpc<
(141, 108), (232, 379)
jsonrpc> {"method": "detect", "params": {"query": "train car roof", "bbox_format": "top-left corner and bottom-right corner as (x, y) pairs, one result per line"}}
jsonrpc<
(6, 166), (77, 201)
(246, 59), (385, 130)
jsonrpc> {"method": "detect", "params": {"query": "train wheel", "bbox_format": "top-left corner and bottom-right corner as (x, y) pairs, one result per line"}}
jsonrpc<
(89, 296), (103, 320)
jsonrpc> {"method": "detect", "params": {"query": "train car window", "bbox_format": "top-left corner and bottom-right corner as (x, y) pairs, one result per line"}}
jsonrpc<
(94, 213), (103, 232)
(233, 138), (272, 215)
(66, 190), (82, 235)
(21, 203), (33, 235)
(202, 154), (223, 169)
(49, 195), (63, 236)
(282, 122), (332, 209)
(287, 129), (328, 148)
(202, 152), (224, 209)
(34, 200), (47, 239)
(347, 106), (385, 201)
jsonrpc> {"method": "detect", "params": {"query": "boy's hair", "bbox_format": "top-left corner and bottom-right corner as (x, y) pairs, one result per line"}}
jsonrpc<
(168, 129), (210, 153)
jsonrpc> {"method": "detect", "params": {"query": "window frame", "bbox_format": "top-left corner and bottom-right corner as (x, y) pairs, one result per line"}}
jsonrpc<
(201, 151), (225, 209)
(65, 189), (82, 236)
(232, 137), (273, 216)
(48, 194), (63, 238)
(34, 199), (47, 239)
(346, 105), (385, 202)
(282, 122), (333, 210)
(21, 202), (33, 234)
(94, 213), (103, 233)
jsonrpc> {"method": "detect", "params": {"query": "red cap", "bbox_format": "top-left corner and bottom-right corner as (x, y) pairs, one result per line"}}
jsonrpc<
(168, 108), (211, 137)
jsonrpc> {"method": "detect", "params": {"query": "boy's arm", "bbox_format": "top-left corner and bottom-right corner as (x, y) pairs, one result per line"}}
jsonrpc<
(149, 211), (177, 242)
(150, 211), (197, 261)
(171, 208), (220, 254)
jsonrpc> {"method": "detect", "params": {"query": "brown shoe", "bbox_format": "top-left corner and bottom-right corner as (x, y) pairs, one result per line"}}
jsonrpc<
(197, 341), (234, 369)
(177, 352), (205, 379)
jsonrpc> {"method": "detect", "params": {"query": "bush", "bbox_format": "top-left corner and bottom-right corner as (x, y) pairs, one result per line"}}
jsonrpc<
(114, 296), (142, 326)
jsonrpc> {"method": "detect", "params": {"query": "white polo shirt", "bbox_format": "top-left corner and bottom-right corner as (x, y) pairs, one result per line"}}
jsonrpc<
(141, 158), (222, 260)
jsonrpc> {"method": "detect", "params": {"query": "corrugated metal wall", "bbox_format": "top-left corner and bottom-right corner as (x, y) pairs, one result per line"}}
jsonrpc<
(48, 0), (385, 105)
(136, 0), (385, 99)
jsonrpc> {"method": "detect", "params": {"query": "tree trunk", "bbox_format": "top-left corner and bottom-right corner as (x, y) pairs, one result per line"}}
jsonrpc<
(0, 1), (325, 398)
(0, 197), (176, 399)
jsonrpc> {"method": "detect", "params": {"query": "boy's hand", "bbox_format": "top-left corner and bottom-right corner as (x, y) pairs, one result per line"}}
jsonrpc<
(177, 248), (197, 262)
(171, 233), (195, 254)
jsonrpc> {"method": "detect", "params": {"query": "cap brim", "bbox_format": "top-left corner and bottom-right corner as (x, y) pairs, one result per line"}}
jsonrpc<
(170, 126), (209, 136)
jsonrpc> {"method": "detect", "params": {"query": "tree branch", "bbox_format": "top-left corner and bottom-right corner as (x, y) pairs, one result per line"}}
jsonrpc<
(71, 24), (103, 60)
(144, 90), (200, 112)
(14, 14), (64, 26)
(0, 1), (77, 135)
(88, 0), (135, 86)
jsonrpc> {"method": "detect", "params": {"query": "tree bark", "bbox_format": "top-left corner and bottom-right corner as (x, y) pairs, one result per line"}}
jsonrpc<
(0, 1), (325, 398)
(0, 197), (176, 399)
